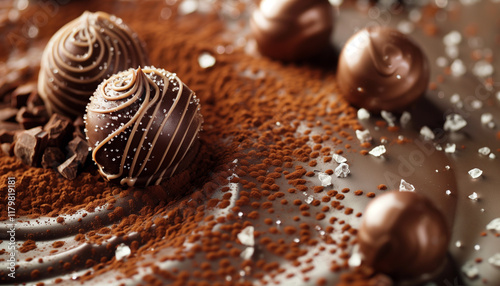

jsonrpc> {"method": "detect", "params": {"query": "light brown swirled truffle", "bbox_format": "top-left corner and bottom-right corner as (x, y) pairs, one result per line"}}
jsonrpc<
(337, 26), (429, 112)
(250, 0), (334, 61)
(358, 191), (450, 279)
(84, 67), (203, 187)
(38, 11), (149, 118)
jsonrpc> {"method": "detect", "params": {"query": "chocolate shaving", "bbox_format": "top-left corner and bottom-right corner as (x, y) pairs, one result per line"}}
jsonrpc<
(67, 136), (89, 165)
(0, 106), (19, 121)
(13, 126), (48, 166)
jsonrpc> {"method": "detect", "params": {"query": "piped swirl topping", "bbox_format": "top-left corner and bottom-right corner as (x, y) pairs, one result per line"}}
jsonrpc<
(250, 0), (333, 61)
(337, 26), (429, 112)
(38, 11), (149, 118)
(84, 67), (203, 187)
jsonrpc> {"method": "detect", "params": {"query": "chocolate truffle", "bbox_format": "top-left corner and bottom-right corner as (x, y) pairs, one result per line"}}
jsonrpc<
(358, 191), (449, 278)
(84, 67), (203, 187)
(337, 26), (429, 112)
(38, 11), (149, 118)
(250, 0), (334, 61)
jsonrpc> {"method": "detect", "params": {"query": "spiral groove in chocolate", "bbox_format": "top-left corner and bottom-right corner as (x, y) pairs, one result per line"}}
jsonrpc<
(250, 0), (334, 61)
(85, 67), (203, 187)
(358, 191), (450, 278)
(337, 26), (429, 112)
(38, 11), (149, 118)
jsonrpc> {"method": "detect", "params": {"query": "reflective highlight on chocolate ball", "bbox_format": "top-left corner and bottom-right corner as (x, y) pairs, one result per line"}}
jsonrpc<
(358, 191), (449, 278)
(85, 67), (203, 187)
(250, 0), (333, 61)
(39, 11), (149, 118)
(337, 27), (429, 112)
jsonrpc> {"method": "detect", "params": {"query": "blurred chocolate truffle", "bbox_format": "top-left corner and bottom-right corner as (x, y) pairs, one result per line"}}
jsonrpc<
(250, 0), (333, 61)
(358, 191), (449, 278)
(337, 26), (429, 112)
(38, 11), (149, 118)
(85, 67), (203, 187)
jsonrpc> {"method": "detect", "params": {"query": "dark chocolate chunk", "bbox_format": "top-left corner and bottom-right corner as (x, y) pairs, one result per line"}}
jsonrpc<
(85, 67), (203, 187)
(11, 83), (36, 108)
(43, 113), (74, 147)
(13, 127), (49, 166)
(41, 147), (65, 169)
(337, 26), (429, 112)
(16, 107), (50, 129)
(57, 154), (79, 180)
(67, 136), (89, 165)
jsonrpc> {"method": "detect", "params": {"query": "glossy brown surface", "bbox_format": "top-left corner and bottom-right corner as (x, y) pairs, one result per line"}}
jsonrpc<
(85, 67), (203, 187)
(337, 26), (429, 112)
(38, 11), (149, 118)
(250, 0), (333, 61)
(358, 191), (450, 278)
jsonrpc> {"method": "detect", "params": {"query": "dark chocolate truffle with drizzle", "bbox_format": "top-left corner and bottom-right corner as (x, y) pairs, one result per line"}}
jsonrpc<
(250, 0), (333, 61)
(337, 26), (429, 112)
(358, 191), (450, 279)
(38, 11), (149, 118)
(84, 67), (203, 187)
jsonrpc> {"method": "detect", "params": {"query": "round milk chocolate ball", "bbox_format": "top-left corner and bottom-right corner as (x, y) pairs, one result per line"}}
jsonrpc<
(337, 26), (429, 112)
(358, 191), (449, 278)
(250, 0), (334, 61)
(38, 11), (149, 118)
(85, 67), (203, 187)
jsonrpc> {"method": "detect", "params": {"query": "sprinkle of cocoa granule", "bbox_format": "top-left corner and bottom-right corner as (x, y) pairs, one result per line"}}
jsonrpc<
(366, 192), (376, 198)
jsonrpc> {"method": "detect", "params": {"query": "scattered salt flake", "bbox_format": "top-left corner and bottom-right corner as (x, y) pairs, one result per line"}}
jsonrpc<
(481, 113), (493, 125)
(461, 261), (479, 279)
(444, 114), (467, 132)
(240, 247), (254, 260)
(468, 168), (483, 179)
(445, 143), (456, 153)
(400, 111), (411, 127)
(420, 126), (435, 140)
(472, 60), (494, 77)
(198, 52), (216, 69)
(455, 240), (462, 248)
(486, 218), (500, 233)
(470, 100), (483, 109)
(357, 108), (370, 120)
(332, 153), (347, 163)
(490, 153), (496, 159)
(443, 30), (462, 46)
(381, 110), (396, 126)
(115, 243), (131, 261)
(356, 129), (372, 143)
(348, 245), (362, 267)
(474, 244), (481, 251)
(446, 190), (452, 195)
(478, 147), (491, 156)
(468, 192), (479, 201)
(450, 93), (461, 104)
(178, 0), (198, 14)
(305, 195), (314, 204)
(436, 57), (448, 68)
(369, 145), (386, 157)
(399, 179), (415, 192)
(318, 172), (332, 187)
(237, 226), (255, 246)
(334, 163), (350, 178)
(488, 253), (500, 267)
(451, 59), (466, 77)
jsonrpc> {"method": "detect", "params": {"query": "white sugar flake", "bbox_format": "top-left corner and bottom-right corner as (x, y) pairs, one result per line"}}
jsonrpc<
(468, 168), (483, 179)
(486, 218), (500, 233)
(237, 226), (255, 246)
(334, 163), (350, 178)
(115, 243), (131, 261)
(369, 145), (386, 157)
(318, 172), (332, 187)
(444, 114), (467, 132)
(399, 179), (415, 192)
